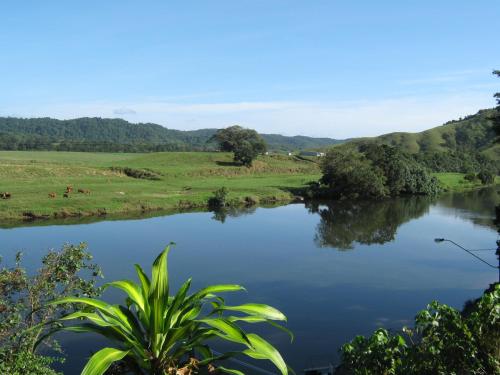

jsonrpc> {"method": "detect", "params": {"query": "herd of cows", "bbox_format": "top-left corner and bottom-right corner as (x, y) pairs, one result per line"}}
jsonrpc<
(53, 185), (91, 198)
(0, 185), (91, 200)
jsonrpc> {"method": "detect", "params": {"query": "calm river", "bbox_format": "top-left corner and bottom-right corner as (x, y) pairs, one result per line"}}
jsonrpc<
(1, 188), (499, 373)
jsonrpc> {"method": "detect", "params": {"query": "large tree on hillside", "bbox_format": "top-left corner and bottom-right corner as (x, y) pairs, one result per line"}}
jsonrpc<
(493, 70), (500, 139)
(212, 125), (267, 166)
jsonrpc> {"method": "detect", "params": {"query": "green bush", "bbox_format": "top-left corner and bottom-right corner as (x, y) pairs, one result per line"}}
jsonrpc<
(0, 244), (101, 374)
(477, 169), (495, 185)
(338, 284), (500, 374)
(208, 186), (229, 208)
(110, 166), (162, 180)
(0, 349), (62, 375)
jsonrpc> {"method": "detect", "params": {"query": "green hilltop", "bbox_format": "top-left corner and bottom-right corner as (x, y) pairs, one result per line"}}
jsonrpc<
(347, 108), (499, 160)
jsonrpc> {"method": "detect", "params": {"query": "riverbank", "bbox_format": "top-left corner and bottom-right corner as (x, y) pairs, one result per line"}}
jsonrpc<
(0, 151), (320, 221)
(0, 151), (497, 223)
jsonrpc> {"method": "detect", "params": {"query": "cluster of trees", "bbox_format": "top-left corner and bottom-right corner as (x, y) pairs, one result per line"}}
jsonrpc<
(315, 144), (440, 200)
(414, 149), (497, 174)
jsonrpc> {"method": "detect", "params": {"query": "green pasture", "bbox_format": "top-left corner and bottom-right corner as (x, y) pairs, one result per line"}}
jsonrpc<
(0, 151), (320, 220)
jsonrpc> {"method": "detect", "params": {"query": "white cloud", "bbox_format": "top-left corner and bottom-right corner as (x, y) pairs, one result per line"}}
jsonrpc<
(3, 91), (494, 139)
(113, 107), (136, 115)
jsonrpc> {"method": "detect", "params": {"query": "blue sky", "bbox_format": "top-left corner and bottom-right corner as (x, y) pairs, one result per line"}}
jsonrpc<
(1, 1), (499, 138)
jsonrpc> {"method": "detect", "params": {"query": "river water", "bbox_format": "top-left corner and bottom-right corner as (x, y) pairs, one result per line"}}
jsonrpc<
(1, 188), (499, 373)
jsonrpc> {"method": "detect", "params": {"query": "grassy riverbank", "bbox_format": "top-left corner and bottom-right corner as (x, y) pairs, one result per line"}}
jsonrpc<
(0, 151), (320, 221)
(0, 151), (496, 222)
(433, 172), (500, 192)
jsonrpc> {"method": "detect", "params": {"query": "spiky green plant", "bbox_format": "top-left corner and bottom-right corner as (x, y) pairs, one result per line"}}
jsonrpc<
(50, 245), (292, 375)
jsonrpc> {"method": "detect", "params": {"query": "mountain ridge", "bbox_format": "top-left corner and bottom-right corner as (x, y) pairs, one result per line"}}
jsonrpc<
(0, 116), (344, 152)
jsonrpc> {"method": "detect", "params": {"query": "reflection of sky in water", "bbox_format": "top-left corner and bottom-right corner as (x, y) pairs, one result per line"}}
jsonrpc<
(1, 191), (498, 372)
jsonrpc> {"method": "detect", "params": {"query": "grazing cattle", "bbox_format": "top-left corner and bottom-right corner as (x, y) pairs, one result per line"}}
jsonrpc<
(1, 192), (11, 199)
(63, 192), (70, 198)
(66, 185), (73, 193)
(77, 188), (91, 195)
(48, 192), (57, 198)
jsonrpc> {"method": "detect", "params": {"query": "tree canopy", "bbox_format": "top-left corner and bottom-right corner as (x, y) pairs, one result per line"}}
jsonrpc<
(318, 145), (440, 200)
(212, 125), (267, 166)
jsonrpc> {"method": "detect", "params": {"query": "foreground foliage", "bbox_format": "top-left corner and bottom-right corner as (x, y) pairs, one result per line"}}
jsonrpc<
(338, 284), (500, 374)
(52, 244), (292, 375)
(0, 243), (102, 374)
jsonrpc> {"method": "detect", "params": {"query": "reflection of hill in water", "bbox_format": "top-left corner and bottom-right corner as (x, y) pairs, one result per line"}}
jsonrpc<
(435, 187), (500, 229)
(308, 196), (434, 250)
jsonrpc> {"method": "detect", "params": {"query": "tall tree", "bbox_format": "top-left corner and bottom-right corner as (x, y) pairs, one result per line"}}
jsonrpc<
(493, 70), (500, 139)
(212, 125), (267, 166)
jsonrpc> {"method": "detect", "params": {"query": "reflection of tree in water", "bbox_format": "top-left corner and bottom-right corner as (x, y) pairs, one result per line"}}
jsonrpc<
(308, 196), (433, 250)
(437, 187), (500, 229)
(211, 206), (257, 223)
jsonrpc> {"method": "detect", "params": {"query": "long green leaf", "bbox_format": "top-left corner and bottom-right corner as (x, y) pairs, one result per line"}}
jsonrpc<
(244, 333), (288, 375)
(164, 278), (191, 328)
(200, 318), (251, 346)
(229, 316), (294, 342)
(192, 284), (245, 300)
(60, 311), (113, 327)
(81, 347), (129, 375)
(49, 296), (112, 312)
(105, 280), (145, 312)
(221, 303), (287, 321)
(149, 245), (172, 354)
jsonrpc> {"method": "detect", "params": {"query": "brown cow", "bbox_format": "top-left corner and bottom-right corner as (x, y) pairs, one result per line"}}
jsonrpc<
(48, 192), (57, 198)
(77, 188), (91, 195)
(1, 192), (11, 199)
(66, 185), (73, 193)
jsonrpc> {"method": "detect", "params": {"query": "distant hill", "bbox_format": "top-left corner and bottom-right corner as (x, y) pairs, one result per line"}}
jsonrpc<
(346, 109), (500, 160)
(0, 117), (344, 152)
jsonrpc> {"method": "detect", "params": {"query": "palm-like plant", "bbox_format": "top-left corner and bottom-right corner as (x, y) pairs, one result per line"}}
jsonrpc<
(50, 245), (292, 375)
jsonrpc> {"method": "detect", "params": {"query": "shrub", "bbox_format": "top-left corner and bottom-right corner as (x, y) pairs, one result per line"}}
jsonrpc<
(338, 284), (500, 374)
(111, 166), (162, 180)
(0, 244), (101, 373)
(0, 349), (62, 375)
(208, 186), (229, 208)
(477, 169), (495, 185)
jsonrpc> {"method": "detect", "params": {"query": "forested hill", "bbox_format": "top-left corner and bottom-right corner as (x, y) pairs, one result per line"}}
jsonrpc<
(348, 109), (500, 161)
(0, 117), (344, 152)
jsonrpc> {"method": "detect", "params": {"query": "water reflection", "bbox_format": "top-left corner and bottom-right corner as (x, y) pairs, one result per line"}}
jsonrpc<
(437, 187), (500, 229)
(307, 196), (433, 250)
(211, 206), (257, 223)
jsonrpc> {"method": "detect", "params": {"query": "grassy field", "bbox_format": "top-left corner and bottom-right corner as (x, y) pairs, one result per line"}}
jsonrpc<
(433, 172), (499, 191)
(0, 151), (320, 221)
